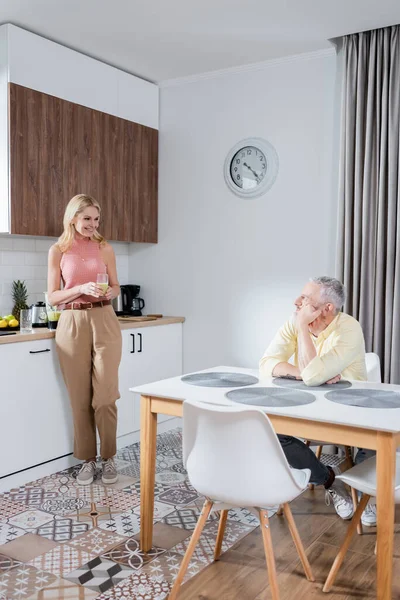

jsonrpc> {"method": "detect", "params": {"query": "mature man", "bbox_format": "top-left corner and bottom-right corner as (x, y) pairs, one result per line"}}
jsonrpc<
(259, 276), (375, 525)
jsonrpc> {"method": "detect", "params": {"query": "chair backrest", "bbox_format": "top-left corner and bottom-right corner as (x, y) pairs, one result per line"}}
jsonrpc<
(365, 352), (382, 383)
(183, 399), (309, 508)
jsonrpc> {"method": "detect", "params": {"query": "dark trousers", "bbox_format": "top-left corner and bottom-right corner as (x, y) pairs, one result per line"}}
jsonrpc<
(279, 436), (376, 486)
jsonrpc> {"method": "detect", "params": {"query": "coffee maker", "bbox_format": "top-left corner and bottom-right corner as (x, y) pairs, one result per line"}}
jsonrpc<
(112, 285), (145, 316)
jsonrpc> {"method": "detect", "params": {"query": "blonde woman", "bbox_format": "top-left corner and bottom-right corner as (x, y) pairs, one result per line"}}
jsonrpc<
(48, 194), (122, 485)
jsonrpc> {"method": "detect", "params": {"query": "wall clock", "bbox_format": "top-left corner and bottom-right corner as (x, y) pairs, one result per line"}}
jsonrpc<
(224, 137), (279, 198)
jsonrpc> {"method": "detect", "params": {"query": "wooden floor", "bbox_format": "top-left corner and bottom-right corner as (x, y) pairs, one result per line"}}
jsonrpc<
(178, 488), (400, 600)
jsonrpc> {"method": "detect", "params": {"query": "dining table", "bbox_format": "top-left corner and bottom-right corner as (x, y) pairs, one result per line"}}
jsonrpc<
(131, 366), (400, 600)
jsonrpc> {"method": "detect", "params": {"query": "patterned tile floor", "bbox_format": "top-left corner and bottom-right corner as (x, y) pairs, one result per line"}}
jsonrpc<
(0, 428), (268, 600)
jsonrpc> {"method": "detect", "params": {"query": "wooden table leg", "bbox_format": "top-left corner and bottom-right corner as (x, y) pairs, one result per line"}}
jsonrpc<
(376, 432), (396, 600)
(140, 395), (157, 552)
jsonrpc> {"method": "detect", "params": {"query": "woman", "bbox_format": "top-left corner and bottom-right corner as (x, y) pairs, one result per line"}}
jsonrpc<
(48, 194), (122, 486)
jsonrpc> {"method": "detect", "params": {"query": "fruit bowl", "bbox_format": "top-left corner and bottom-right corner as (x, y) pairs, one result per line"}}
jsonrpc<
(0, 324), (20, 332)
(0, 315), (20, 331)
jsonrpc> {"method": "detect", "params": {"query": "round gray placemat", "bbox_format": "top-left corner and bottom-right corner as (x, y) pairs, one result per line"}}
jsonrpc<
(226, 387), (316, 407)
(325, 389), (400, 409)
(181, 372), (259, 388)
(273, 377), (352, 390)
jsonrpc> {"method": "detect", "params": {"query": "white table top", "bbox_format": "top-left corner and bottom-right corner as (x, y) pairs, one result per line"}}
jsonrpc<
(131, 366), (400, 433)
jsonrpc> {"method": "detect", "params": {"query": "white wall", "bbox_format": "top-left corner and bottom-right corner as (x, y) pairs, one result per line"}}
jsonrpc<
(129, 50), (339, 372)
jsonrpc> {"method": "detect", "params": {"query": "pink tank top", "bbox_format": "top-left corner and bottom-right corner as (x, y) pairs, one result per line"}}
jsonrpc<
(60, 237), (107, 304)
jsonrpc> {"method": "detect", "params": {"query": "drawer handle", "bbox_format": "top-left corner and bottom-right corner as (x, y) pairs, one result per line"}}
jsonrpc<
(138, 333), (142, 353)
(29, 349), (51, 354)
(130, 333), (135, 353)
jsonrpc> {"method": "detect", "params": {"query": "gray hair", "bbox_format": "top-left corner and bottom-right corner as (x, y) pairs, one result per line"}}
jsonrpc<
(310, 276), (345, 313)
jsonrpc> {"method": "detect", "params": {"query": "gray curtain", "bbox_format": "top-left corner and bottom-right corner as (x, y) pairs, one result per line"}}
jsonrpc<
(337, 25), (400, 383)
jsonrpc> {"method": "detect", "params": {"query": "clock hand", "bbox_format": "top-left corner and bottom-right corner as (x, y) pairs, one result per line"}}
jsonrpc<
(243, 162), (260, 181)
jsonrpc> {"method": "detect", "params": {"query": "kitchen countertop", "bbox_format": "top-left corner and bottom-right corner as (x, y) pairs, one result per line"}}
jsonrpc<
(0, 316), (185, 345)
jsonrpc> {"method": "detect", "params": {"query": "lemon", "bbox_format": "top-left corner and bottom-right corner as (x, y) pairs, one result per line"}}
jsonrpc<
(4, 315), (14, 323)
(0, 319), (7, 328)
(9, 319), (19, 328)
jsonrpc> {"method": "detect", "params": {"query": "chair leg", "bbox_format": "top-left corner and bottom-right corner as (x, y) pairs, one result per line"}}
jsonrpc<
(282, 503), (315, 582)
(350, 487), (363, 535)
(259, 509), (280, 600)
(168, 499), (213, 600)
(214, 509), (228, 561)
(323, 494), (370, 593)
(344, 446), (354, 470)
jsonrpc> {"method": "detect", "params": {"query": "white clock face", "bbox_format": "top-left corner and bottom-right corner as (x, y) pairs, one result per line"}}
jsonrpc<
(230, 146), (267, 190)
(224, 138), (279, 198)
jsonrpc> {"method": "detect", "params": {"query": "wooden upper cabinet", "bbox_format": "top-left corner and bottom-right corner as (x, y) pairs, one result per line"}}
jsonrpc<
(8, 83), (158, 242)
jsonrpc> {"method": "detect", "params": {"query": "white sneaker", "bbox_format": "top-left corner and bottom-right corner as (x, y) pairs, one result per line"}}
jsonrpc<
(361, 502), (377, 527)
(102, 458), (118, 485)
(325, 488), (354, 520)
(76, 461), (97, 486)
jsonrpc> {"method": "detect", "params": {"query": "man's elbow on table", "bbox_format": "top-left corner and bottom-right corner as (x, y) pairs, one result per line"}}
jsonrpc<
(259, 356), (281, 378)
(301, 357), (332, 387)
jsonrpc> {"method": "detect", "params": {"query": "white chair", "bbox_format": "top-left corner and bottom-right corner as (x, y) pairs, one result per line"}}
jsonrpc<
(168, 399), (315, 600)
(323, 453), (400, 592)
(365, 352), (382, 383)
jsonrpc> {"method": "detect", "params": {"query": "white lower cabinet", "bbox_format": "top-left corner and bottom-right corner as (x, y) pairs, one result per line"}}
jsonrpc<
(0, 322), (183, 479)
(117, 323), (183, 437)
(0, 338), (73, 478)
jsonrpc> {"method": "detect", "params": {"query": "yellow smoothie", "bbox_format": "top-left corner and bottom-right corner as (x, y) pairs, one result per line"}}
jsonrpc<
(47, 311), (61, 322)
(98, 283), (109, 295)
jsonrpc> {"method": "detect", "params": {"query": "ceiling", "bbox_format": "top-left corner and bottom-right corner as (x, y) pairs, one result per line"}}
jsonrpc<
(1, 0), (400, 83)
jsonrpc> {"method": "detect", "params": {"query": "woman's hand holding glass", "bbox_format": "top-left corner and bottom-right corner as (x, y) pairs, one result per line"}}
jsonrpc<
(96, 274), (118, 300)
(104, 285), (118, 301)
(96, 273), (109, 298)
(79, 282), (104, 297)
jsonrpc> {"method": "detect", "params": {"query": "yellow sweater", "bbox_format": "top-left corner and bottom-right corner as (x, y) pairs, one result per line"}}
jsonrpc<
(259, 312), (367, 386)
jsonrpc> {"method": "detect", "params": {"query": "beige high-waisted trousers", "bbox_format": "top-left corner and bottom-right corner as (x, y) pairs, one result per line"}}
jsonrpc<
(55, 305), (122, 460)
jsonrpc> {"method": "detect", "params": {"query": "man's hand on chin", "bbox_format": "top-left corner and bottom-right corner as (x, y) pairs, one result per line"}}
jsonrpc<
(325, 374), (342, 384)
(296, 304), (321, 329)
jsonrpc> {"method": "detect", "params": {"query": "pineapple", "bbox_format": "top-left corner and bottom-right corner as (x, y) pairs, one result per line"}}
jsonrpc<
(12, 280), (29, 322)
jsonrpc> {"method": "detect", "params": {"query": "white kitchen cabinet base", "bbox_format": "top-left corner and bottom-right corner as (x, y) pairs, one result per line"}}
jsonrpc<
(117, 323), (183, 437)
(0, 338), (74, 479)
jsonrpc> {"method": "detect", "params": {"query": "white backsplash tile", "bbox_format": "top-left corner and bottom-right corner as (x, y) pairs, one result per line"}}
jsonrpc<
(35, 238), (56, 252)
(26, 279), (48, 294)
(0, 236), (13, 250)
(1, 251), (26, 266)
(110, 241), (130, 255)
(25, 252), (48, 266)
(116, 254), (129, 274)
(12, 237), (36, 251)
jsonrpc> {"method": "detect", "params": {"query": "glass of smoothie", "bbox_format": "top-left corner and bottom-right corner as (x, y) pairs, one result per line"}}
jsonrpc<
(47, 309), (61, 330)
(97, 273), (109, 297)
(44, 292), (62, 330)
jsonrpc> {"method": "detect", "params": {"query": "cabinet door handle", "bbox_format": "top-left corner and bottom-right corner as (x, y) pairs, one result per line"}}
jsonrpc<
(29, 349), (51, 354)
(138, 333), (142, 352)
(130, 334), (135, 353)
